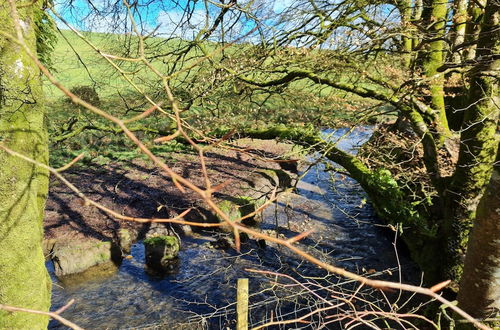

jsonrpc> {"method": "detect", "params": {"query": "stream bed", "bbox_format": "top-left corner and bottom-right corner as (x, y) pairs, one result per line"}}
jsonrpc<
(48, 127), (420, 329)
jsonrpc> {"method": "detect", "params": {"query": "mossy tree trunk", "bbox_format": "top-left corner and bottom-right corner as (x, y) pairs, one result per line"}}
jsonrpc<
(420, 0), (450, 140)
(450, 0), (468, 63)
(457, 168), (500, 321)
(443, 0), (499, 282)
(464, 0), (486, 60)
(397, 0), (414, 67)
(411, 0), (423, 50)
(0, 1), (51, 328)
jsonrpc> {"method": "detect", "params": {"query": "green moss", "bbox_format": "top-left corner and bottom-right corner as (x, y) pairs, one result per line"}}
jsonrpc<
(0, 2), (51, 328)
(234, 196), (257, 216)
(144, 236), (179, 247)
(144, 236), (180, 266)
(33, 5), (57, 70)
(421, 0), (450, 139)
(217, 196), (264, 228)
(218, 199), (243, 222)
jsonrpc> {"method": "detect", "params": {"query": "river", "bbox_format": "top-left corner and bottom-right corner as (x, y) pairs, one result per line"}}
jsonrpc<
(48, 127), (420, 329)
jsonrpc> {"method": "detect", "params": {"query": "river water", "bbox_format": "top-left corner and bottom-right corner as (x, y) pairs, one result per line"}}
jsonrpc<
(48, 127), (420, 329)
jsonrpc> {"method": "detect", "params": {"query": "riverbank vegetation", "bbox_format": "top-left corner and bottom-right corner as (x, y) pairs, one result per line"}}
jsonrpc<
(0, 0), (498, 328)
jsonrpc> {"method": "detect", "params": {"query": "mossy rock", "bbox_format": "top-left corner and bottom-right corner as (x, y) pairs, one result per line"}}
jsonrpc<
(144, 236), (180, 274)
(68, 85), (100, 106)
(118, 228), (135, 254)
(217, 196), (263, 231)
(254, 169), (293, 190)
(51, 239), (121, 277)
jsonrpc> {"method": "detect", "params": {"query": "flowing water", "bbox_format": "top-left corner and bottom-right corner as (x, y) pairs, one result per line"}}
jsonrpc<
(48, 127), (420, 329)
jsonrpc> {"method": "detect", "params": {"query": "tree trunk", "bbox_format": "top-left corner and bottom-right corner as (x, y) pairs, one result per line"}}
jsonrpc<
(421, 0), (450, 140)
(463, 0), (486, 61)
(411, 0), (423, 50)
(398, 0), (413, 67)
(443, 0), (499, 283)
(0, 1), (51, 328)
(457, 168), (500, 322)
(450, 0), (468, 63)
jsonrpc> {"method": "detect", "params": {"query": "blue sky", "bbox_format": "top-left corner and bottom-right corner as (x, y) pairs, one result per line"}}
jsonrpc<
(53, 0), (287, 40)
(53, 0), (399, 49)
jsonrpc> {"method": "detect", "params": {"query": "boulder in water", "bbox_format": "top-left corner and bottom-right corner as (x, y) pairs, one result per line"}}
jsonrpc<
(143, 236), (180, 274)
(51, 239), (121, 277)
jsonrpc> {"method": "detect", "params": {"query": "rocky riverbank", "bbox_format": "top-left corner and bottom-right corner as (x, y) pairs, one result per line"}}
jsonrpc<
(43, 139), (302, 277)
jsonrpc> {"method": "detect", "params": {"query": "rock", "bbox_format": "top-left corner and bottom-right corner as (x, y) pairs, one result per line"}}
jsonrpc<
(51, 239), (122, 277)
(118, 228), (135, 254)
(257, 239), (267, 249)
(254, 169), (293, 191)
(42, 239), (57, 258)
(279, 160), (299, 173)
(145, 222), (171, 238)
(180, 224), (193, 236)
(57, 261), (118, 287)
(211, 237), (234, 250)
(217, 196), (262, 232)
(143, 236), (180, 274)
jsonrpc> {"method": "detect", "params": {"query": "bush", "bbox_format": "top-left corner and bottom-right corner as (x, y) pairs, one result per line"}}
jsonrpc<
(68, 85), (100, 106)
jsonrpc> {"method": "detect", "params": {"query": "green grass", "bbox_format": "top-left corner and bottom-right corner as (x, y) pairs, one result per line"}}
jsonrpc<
(45, 30), (387, 167)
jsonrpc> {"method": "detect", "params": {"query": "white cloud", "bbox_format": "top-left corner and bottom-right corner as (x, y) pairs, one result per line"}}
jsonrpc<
(156, 8), (208, 39)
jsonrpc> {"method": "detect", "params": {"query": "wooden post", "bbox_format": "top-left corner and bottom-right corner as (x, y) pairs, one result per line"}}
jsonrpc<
(237, 278), (249, 330)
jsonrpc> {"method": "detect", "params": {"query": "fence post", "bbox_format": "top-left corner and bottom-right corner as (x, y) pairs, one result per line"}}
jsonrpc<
(237, 278), (249, 330)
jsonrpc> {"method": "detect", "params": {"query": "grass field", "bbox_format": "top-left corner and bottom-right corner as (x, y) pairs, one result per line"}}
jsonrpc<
(45, 29), (383, 166)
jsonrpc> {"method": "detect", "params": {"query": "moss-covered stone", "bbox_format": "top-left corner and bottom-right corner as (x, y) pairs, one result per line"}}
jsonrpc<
(217, 196), (264, 231)
(144, 236), (180, 273)
(118, 228), (134, 254)
(51, 239), (120, 277)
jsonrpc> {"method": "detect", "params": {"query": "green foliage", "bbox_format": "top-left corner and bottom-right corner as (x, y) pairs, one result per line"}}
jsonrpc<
(41, 29), (388, 174)
(367, 168), (437, 237)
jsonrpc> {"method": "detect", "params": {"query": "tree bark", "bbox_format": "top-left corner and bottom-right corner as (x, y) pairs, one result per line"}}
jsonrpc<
(464, 0), (486, 60)
(444, 0), (499, 283)
(421, 0), (450, 139)
(0, 1), (51, 328)
(397, 0), (414, 67)
(412, 0), (423, 49)
(457, 168), (500, 321)
(451, 0), (469, 63)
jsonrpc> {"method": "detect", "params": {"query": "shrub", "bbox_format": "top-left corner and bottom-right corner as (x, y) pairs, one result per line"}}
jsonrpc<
(68, 85), (101, 106)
